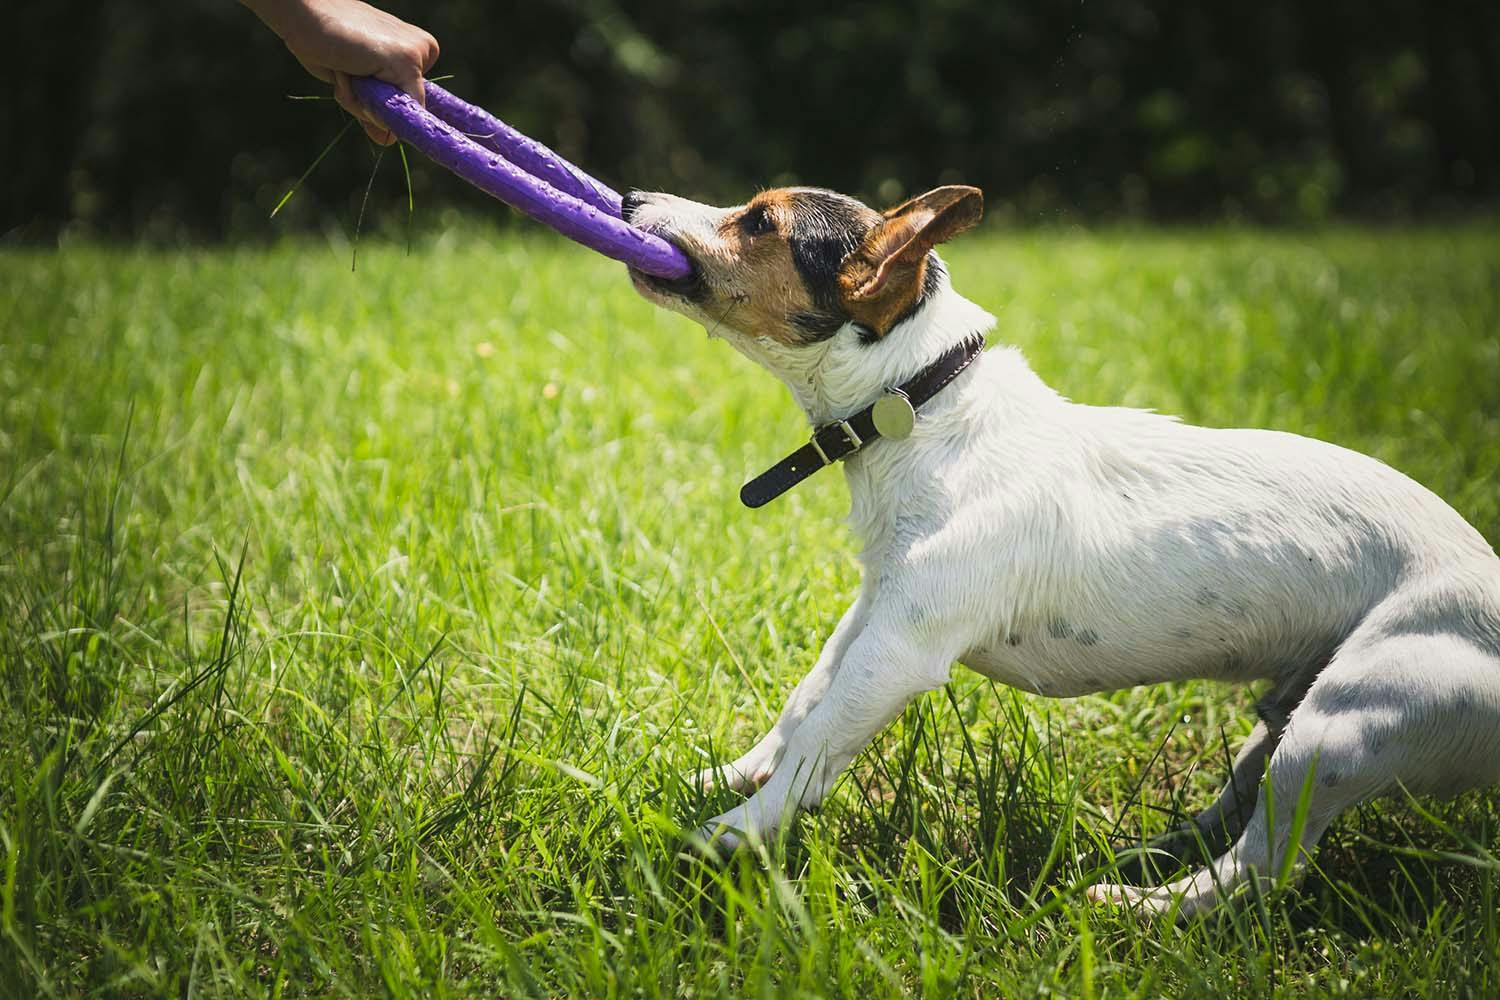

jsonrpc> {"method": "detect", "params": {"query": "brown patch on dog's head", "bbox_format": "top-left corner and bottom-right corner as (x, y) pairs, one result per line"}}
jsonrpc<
(836, 186), (984, 339)
(702, 188), (885, 346)
(625, 187), (879, 345)
(709, 189), (836, 346)
(625, 185), (980, 345)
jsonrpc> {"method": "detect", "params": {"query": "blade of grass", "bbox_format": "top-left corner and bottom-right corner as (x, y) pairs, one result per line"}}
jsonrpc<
(350, 144), (385, 272)
(270, 120), (354, 220)
(398, 142), (415, 255)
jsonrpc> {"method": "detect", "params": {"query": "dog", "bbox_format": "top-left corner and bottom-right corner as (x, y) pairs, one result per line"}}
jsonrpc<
(620, 184), (1500, 917)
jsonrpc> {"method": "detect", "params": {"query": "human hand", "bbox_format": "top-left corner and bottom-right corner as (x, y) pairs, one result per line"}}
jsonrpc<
(245, 0), (439, 144)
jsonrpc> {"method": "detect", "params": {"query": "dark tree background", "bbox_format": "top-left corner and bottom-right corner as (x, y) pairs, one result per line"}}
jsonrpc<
(7, 0), (1498, 240)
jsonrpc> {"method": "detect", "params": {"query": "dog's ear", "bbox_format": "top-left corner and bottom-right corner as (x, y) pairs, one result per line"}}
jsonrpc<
(838, 186), (983, 315)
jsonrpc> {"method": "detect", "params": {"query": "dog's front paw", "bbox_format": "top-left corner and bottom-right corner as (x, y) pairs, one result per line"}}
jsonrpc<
(690, 762), (751, 794)
(1085, 882), (1136, 905)
(692, 801), (767, 857)
(689, 755), (775, 794)
(1085, 882), (1174, 917)
(688, 817), (746, 861)
(1101, 830), (1204, 886)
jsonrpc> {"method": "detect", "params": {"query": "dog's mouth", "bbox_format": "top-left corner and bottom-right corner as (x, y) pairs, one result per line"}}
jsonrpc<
(627, 234), (706, 302)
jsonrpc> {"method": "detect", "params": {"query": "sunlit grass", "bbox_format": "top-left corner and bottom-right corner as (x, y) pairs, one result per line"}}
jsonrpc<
(1, 224), (1497, 996)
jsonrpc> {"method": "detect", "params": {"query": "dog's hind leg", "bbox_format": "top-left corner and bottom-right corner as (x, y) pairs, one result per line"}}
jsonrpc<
(692, 593), (873, 793)
(1111, 718), (1280, 883)
(1089, 628), (1500, 918)
(1110, 664), (1322, 884)
(1183, 718), (1278, 853)
(1116, 672), (1316, 881)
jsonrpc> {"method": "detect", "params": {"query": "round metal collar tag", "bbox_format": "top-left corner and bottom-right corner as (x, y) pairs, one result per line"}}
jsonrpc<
(871, 391), (916, 440)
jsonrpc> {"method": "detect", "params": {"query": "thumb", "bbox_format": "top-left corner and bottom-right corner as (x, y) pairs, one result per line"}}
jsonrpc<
(333, 71), (394, 145)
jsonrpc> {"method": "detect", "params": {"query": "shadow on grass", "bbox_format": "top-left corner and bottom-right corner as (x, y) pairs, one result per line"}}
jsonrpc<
(673, 681), (1499, 951)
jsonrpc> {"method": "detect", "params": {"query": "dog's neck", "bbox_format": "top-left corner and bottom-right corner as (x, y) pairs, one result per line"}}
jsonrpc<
(722, 269), (997, 428)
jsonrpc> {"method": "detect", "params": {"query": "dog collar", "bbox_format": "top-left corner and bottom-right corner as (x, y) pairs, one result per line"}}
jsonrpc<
(740, 333), (987, 508)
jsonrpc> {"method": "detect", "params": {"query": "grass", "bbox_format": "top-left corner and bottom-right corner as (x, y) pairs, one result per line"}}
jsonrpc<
(1, 224), (1498, 997)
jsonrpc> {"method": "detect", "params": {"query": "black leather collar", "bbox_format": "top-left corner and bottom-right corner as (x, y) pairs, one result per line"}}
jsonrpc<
(740, 333), (987, 508)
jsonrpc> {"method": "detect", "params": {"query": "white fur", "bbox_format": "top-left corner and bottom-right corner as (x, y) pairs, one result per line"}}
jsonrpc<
(634, 196), (1500, 917)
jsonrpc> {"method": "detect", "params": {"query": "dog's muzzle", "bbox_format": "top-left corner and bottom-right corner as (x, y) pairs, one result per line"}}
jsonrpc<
(621, 194), (706, 300)
(624, 230), (705, 300)
(630, 258), (705, 300)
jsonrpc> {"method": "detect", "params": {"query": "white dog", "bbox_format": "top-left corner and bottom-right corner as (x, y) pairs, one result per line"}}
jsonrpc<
(622, 184), (1500, 917)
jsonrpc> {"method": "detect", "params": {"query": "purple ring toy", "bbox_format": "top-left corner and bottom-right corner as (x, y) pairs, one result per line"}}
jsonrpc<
(351, 77), (693, 280)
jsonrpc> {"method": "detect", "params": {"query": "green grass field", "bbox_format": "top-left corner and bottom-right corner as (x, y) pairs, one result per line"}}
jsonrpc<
(2, 226), (1498, 997)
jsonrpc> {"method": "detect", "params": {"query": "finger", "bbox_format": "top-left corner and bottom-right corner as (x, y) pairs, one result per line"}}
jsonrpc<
(362, 121), (396, 146)
(332, 71), (381, 125)
(332, 76), (364, 121)
(335, 69), (400, 145)
(335, 77), (390, 144)
(387, 61), (426, 107)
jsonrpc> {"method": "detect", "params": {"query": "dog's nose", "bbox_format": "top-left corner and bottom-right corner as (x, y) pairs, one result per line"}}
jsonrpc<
(621, 190), (647, 222)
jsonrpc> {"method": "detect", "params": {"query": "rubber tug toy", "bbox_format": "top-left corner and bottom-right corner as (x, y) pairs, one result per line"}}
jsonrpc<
(351, 76), (693, 280)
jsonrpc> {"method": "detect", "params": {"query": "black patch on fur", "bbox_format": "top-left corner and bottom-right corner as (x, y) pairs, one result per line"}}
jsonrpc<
(782, 189), (951, 345)
(1074, 628), (1101, 646)
(1006, 633), (1024, 647)
(790, 309), (847, 341)
(783, 189), (874, 336)
(1048, 620), (1073, 640)
(739, 203), (775, 237)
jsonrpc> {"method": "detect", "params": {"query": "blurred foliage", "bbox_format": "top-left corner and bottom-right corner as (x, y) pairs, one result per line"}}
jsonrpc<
(5, 0), (1498, 239)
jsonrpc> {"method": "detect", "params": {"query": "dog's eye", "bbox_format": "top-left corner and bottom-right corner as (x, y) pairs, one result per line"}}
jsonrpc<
(739, 206), (775, 237)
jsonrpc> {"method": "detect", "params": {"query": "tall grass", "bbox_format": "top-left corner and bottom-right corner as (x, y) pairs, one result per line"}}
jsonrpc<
(1, 226), (1497, 996)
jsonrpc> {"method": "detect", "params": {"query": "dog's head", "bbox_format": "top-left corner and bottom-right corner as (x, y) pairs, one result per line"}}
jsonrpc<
(622, 185), (983, 347)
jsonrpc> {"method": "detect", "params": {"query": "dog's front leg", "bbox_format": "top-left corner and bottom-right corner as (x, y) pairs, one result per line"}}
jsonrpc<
(696, 618), (957, 850)
(693, 591), (873, 793)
